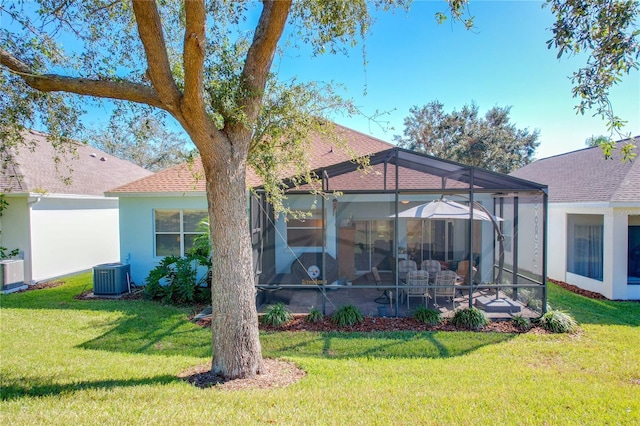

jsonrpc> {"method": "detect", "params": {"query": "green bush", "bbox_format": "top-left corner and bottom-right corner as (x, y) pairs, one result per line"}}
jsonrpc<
(527, 298), (543, 312)
(539, 309), (578, 333)
(511, 315), (531, 331)
(517, 288), (532, 305)
(306, 307), (323, 323)
(331, 305), (364, 327)
(413, 306), (442, 325)
(261, 302), (293, 327)
(450, 307), (490, 330)
(145, 255), (209, 305)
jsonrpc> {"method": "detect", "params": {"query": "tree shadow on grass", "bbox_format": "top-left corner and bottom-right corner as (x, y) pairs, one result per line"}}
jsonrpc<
(77, 313), (211, 358)
(261, 330), (514, 360)
(4, 275), (518, 362)
(0, 375), (181, 401)
(1, 273), (211, 358)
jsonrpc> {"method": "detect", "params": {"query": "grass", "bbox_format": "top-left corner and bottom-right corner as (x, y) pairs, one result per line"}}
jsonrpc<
(1, 274), (639, 425)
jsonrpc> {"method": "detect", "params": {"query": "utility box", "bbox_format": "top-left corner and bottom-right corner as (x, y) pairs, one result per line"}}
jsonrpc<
(0, 259), (25, 290)
(93, 263), (130, 295)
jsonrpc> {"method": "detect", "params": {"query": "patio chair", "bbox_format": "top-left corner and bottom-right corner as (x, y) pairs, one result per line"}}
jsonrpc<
(455, 260), (477, 294)
(398, 259), (417, 281)
(404, 270), (429, 309)
(372, 267), (392, 304)
(421, 259), (441, 284)
(433, 270), (457, 309)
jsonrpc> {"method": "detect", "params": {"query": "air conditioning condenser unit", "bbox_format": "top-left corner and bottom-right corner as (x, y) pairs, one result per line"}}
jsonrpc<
(0, 259), (25, 290)
(93, 263), (130, 295)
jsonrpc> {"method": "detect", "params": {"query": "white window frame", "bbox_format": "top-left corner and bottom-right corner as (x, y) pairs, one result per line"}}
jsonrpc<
(154, 209), (207, 257)
(286, 209), (324, 248)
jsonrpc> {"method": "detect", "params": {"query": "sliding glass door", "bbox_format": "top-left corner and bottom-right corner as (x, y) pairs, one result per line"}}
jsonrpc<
(354, 220), (394, 272)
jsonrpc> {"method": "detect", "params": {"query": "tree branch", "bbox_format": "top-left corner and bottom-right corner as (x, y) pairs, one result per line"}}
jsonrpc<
(131, 0), (182, 110)
(182, 0), (208, 123)
(0, 47), (164, 108)
(237, 0), (292, 127)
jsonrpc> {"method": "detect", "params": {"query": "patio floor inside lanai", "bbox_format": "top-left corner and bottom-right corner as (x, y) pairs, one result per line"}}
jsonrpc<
(256, 272), (541, 320)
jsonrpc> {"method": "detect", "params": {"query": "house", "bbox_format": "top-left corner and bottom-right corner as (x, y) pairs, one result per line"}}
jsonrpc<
(108, 124), (548, 317)
(510, 138), (640, 300)
(0, 130), (152, 288)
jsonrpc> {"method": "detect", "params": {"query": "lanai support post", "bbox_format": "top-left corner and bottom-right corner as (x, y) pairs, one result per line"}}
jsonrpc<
(394, 149), (400, 317)
(468, 168), (475, 308)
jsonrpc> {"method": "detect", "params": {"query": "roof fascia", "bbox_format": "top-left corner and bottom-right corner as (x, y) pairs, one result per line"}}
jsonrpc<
(105, 191), (207, 198)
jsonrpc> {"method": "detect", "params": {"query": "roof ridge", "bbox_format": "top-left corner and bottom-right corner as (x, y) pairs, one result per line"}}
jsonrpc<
(332, 122), (395, 148)
(535, 136), (639, 162)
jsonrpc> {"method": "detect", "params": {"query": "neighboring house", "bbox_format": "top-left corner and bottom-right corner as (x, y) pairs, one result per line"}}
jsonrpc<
(0, 130), (152, 286)
(108, 124), (548, 317)
(511, 138), (640, 300)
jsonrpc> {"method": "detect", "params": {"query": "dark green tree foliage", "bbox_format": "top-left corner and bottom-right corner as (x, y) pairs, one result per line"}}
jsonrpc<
(396, 101), (540, 173)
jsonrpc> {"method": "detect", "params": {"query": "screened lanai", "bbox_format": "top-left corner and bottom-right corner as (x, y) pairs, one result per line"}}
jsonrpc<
(252, 148), (548, 319)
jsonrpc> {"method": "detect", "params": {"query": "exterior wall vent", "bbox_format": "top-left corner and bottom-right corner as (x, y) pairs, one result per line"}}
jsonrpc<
(93, 263), (130, 295)
(0, 259), (25, 290)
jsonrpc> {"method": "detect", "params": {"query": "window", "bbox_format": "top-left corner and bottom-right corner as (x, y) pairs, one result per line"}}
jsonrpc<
(567, 214), (603, 281)
(154, 210), (207, 257)
(287, 210), (323, 247)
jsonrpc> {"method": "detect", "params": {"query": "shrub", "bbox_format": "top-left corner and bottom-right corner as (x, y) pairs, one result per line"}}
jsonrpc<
(145, 255), (209, 305)
(331, 305), (364, 327)
(306, 307), (323, 323)
(261, 302), (293, 327)
(517, 288), (532, 305)
(527, 298), (543, 312)
(450, 307), (489, 330)
(0, 246), (19, 259)
(511, 315), (531, 331)
(413, 306), (442, 325)
(539, 309), (578, 333)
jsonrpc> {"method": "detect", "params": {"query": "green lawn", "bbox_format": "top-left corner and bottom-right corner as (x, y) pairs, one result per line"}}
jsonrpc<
(1, 273), (638, 425)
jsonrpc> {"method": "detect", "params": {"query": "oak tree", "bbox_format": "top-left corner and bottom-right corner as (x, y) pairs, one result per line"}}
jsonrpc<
(395, 102), (540, 173)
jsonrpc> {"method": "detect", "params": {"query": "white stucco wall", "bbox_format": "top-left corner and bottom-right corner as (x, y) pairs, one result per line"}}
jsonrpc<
(0, 195), (31, 283)
(514, 196), (545, 283)
(29, 196), (120, 282)
(546, 204), (567, 282)
(547, 203), (640, 300)
(118, 195), (208, 285)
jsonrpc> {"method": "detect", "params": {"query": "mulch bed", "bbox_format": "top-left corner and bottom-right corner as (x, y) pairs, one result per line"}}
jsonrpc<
(15, 280), (64, 292)
(178, 359), (306, 390)
(195, 314), (547, 334)
(548, 278), (609, 300)
(74, 288), (146, 300)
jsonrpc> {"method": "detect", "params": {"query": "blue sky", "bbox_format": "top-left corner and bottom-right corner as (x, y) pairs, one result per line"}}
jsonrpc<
(274, 0), (639, 159)
(9, 1), (636, 160)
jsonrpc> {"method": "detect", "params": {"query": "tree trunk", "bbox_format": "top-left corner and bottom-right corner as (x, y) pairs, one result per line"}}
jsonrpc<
(202, 142), (263, 379)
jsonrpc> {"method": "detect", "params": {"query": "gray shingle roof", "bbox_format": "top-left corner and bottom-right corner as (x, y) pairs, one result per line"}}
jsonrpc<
(1, 130), (153, 196)
(510, 137), (640, 203)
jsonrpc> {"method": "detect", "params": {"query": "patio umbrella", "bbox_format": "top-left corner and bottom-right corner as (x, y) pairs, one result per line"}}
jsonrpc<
(395, 198), (503, 222)
(393, 198), (506, 285)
